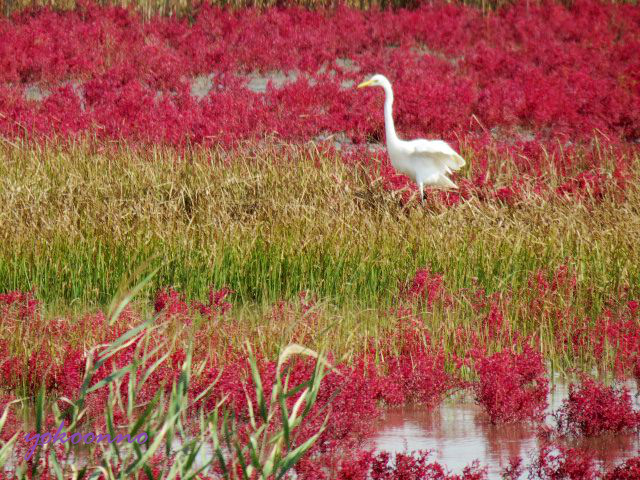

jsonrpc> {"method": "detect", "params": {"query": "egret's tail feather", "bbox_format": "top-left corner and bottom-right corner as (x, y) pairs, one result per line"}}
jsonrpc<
(437, 175), (458, 189)
(452, 153), (466, 169)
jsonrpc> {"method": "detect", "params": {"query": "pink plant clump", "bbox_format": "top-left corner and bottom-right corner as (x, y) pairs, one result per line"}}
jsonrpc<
(401, 268), (451, 310)
(154, 286), (232, 323)
(309, 450), (487, 480)
(153, 286), (190, 319)
(554, 376), (640, 437)
(363, 324), (455, 407)
(527, 444), (600, 480)
(0, 289), (39, 322)
(473, 345), (549, 423)
(504, 448), (640, 479)
(604, 457), (640, 480)
(593, 306), (640, 376)
(0, 392), (20, 443)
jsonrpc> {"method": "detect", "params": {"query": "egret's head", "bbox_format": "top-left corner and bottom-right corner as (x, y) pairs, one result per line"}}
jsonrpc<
(357, 74), (389, 89)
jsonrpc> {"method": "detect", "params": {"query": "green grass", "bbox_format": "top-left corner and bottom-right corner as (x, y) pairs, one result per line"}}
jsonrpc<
(0, 233), (566, 309)
(1, 140), (638, 316)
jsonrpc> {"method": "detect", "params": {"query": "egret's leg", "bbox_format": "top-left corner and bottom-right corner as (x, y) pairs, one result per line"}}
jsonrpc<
(419, 182), (424, 205)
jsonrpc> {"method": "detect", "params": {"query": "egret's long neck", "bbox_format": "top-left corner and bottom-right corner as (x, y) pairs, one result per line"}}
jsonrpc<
(382, 83), (398, 144)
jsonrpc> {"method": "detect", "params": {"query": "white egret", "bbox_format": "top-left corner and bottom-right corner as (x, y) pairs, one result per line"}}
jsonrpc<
(357, 74), (465, 203)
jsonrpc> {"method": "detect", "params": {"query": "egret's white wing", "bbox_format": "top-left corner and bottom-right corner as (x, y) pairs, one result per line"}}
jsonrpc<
(407, 139), (466, 172)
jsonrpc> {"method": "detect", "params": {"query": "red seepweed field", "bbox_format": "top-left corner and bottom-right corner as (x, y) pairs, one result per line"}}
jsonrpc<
(1, 0), (640, 478)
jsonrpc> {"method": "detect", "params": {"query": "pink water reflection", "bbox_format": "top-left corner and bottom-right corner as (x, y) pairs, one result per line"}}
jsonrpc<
(370, 382), (640, 479)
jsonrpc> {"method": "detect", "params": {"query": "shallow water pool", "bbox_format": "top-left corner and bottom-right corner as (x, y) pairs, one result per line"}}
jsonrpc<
(370, 382), (640, 478)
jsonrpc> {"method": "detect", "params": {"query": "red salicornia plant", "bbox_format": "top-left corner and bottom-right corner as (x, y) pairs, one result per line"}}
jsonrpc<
(473, 345), (549, 423)
(554, 376), (640, 437)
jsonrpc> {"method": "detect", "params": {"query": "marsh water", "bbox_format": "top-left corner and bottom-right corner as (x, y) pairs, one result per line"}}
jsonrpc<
(369, 382), (640, 479)
(6, 382), (639, 477)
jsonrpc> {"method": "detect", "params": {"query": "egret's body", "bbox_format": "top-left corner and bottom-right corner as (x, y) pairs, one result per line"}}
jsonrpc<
(357, 74), (465, 202)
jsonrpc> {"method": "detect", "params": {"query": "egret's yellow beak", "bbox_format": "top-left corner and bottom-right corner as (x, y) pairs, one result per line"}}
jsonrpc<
(357, 79), (375, 89)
